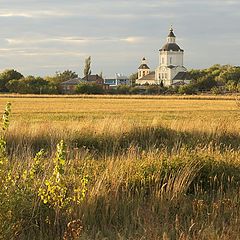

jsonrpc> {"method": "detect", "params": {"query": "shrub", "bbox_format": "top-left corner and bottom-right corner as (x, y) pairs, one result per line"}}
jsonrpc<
(76, 83), (104, 94)
(178, 84), (197, 94)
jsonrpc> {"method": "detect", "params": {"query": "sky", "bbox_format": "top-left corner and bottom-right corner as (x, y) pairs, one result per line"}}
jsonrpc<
(0, 0), (239, 78)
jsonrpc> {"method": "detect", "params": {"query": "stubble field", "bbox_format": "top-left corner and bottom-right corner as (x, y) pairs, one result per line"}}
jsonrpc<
(1, 95), (240, 240)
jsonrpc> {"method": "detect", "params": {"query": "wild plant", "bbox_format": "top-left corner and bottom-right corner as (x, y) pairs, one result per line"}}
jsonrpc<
(0, 103), (22, 238)
(0, 102), (11, 162)
(38, 140), (68, 209)
(30, 149), (45, 180)
(38, 139), (89, 210)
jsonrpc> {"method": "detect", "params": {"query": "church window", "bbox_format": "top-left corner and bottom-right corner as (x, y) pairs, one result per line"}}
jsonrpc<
(170, 57), (172, 64)
(162, 58), (164, 64)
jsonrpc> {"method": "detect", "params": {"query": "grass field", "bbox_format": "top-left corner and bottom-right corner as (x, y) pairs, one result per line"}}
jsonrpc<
(1, 95), (240, 239)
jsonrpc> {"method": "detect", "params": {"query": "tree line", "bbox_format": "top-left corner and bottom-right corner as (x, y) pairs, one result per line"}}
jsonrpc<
(0, 69), (78, 94)
(0, 64), (240, 95)
(178, 64), (240, 94)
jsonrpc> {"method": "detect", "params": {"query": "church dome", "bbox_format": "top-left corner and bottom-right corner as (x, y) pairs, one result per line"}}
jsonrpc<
(138, 64), (150, 69)
(138, 57), (150, 69)
(160, 43), (183, 52)
(168, 28), (176, 37)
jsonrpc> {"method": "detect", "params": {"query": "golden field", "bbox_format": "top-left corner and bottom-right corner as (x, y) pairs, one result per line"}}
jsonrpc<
(1, 94), (240, 128)
(1, 95), (240, 240)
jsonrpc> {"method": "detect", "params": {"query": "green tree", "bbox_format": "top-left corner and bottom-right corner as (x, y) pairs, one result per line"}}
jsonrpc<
(146, 85), (162, 95)
(178, 84), (197, 94)
(76, 83), (104, 94)
(129, 72), (138, 85)
(211, 86), (223, 95)
(46, 70), (78, 84)
(195, 75), (218, 91)
(84, 56), (91, 77)
(116, 85), (130, 94)
(0, 69), (23, 92)
(188, 69), (205, 81)
(217, 67), (240, 84)
(225, 81), (237, 92)
(6, 76), (50, 94)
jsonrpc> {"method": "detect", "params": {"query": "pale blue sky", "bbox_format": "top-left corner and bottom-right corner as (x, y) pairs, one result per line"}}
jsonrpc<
(0, 0), (239, 77)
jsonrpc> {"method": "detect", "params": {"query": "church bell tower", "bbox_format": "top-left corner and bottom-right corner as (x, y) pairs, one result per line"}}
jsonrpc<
(155, 28), (187, 86)
(138, 57), (150, 79)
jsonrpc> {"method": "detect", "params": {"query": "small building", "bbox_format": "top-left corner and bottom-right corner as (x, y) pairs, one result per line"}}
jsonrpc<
(82, 74), (109, 90)
(60, 74), (108, 94)
(104, 74), (130, 87)
(60, 78), (84, 94)
(82, 74), (104, 84)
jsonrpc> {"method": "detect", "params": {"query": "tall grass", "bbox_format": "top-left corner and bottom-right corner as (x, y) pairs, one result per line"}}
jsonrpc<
(2, 146), (240, 239)
(1, 97), (240, 239)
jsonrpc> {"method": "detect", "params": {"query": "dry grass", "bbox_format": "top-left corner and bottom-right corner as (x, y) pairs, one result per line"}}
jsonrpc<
(1, 95), (240, 239)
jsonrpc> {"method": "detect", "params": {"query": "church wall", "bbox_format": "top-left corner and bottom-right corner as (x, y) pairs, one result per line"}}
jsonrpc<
(135, 79), (156, 85)
(138, 69), (150, 79)
(159, 51), (183, 67)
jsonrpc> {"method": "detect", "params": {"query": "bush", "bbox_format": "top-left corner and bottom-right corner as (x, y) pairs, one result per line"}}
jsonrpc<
(6, 76), (54, 94)
(211, 86), (223, 95)
(76, 83), (104, 94)
(116, 85), (130, 94)
(178, 84), (197, 94)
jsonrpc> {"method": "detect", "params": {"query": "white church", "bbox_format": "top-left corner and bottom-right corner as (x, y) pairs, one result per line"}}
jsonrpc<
(136, 28), (191, 86)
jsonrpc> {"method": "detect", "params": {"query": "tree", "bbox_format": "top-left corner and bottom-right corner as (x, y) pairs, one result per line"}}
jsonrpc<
(0, 69), (23, 92)
(195, 75), (218, 91)
(84, 56), (91, 77)
(129, 72), (138, 85)
(211, 86), (223, 95)
(178, 84), (197, 94)
(116, 85), (130, 94)
(217, 67), (240, 84)
(146, 85), (161, 95)
(76, 83), (104, 94)
(6, 76), (50, 94)
(46, 70), (78, 84)
(188, 69), (205, 81)
(225, 81), (237, 92)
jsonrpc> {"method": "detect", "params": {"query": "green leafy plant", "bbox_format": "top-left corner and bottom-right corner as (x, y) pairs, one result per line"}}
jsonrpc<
(38, 140), (89, 210)
(0, 102), (11, 161)
(38, 140), (68, 209)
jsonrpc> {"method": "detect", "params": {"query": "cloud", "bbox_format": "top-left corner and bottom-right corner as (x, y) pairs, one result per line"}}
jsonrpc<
(0, 9), (72, 18)
(5, 35), (147, 46)
(0, 47), (86, 57)
(121, 37), (145, 43)
(6, 37), (89, 45)
(0, 0), (239, 77)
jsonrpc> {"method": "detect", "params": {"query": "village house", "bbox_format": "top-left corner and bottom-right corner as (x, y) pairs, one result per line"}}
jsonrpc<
(60, 74), (107, 94)
(104, 74), (130, 88)
(60, 78), (84, 94)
